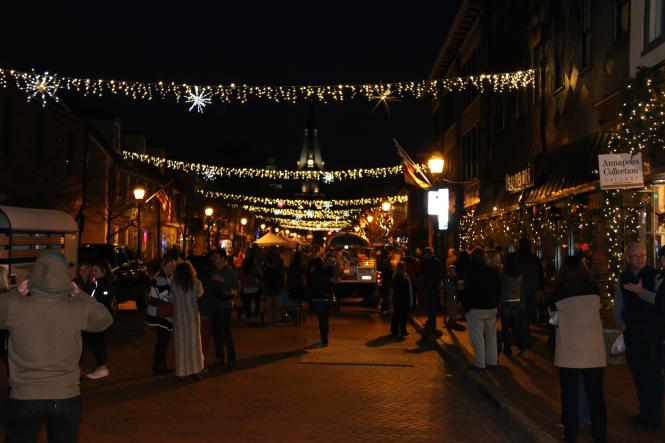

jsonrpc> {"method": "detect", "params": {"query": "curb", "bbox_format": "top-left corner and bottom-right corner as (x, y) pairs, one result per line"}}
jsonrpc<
(409, 315), (558, 443)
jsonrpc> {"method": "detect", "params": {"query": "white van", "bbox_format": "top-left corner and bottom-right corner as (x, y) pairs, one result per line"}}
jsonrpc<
(0, 205), (79, 285)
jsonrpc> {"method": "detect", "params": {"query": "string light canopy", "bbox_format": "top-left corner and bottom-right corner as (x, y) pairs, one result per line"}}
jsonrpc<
(0, 67), (535, 110)
(123, 151), (405, 182)
(262, 217), (349, 231)
(198, 189), (408, 208)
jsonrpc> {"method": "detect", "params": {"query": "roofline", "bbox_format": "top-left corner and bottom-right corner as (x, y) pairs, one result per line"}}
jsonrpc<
(427, 0), (481, 81)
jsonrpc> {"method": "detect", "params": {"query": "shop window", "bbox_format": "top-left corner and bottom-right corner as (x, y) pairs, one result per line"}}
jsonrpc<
(462, 126), (479, 181)
(616, 0), (630, 39)
(553, 24), (564, 90)
(580, 0), (592, 69)
(645, 0), (665, 50)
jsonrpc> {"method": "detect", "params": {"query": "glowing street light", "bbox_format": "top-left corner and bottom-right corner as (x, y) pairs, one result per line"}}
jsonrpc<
(204, 207), (214, 217)
(240, 217), (248, 226)
(133, 186), (146, 258)
(366, 214), (374, 223)
(428, 151), (445, 174)
(381, 201), (392, 212)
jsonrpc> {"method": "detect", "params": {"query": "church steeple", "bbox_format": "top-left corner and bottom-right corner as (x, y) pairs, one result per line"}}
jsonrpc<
(297, 107), (325, 171)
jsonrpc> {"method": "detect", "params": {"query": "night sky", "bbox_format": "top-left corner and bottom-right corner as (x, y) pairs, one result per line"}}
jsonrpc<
(1, 1), (460, 171)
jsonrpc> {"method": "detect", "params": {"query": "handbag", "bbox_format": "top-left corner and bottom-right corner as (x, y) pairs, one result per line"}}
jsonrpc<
(610, 333), (626, 356)
(156, 301), (174, 317)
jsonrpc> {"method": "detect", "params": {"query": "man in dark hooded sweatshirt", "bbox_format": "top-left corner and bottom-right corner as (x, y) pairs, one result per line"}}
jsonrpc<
(0, 251), (113, 442)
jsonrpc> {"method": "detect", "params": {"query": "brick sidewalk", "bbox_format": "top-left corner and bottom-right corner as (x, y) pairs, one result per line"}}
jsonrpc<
(412, 310), (665, 443)
(0, 305), (524, 442)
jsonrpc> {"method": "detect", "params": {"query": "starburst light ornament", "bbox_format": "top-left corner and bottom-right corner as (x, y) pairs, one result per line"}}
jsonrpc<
(369, 83), (401, 116)
(23, 70), (60, 107)
(185, 86), (212, 113)
(323, 201), (332, 210)
(322, 173), (334, 184)
(305, 210), (315, 218)
(202, 169), (217, 181)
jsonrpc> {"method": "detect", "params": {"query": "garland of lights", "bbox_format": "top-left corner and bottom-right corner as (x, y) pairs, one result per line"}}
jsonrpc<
(0, 67), (535, 109)
(123, 150), (406, 182)
(198, 189), (408, 208)
(240, 204), (361, 220)
(264, 217), (349, 231)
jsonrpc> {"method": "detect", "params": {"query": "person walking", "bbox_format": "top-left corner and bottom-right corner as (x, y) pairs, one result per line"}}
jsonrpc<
(378, 250), (394, 313)
(85, 261), (116, 380)
(554, 255), (607, 443)
(262, 247), (284, 326)
(287, 251), (308, 325)
(464, 248), (501, 369)
(420, 248), (442, 336)
(516, 238), (545, 348)
(171, 261), (205, 381)
(146, 257), (177, 375)
(240, 255), (262, 324)
(391, 262), (412, 337)
(499, 253), (525, 357)
(614, 242), (663, 429)
(0, 251), (113, 443)
(443, 265), (461, 330)
(207, 250), (238, 370)
(309, 257), (331, 345)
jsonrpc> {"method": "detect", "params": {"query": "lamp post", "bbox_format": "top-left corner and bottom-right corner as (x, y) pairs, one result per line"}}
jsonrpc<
(428, 151), (445, 257)
(240, 217), (248, 249)
(204, 207), (214, 248)
(133, 186), (146, 258)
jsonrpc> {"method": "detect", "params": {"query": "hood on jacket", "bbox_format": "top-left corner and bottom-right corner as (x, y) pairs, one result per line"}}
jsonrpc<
(29, 251), (72, 296)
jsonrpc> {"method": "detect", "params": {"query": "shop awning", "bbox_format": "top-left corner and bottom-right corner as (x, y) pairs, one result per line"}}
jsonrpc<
(525, 132), (608, 204)
(0, 205), (79, 233)
(476, 132), (609, 217)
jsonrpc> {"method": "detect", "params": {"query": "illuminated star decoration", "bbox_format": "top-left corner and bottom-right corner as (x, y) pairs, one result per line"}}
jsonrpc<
(295, 214), (303, 220)
(369, 83), (401, 116)
(343, 211), (350, 217)
(23, 70), (60, 107)
(202, 169), (217, 181)
(274, 209), (282, 216)
(323, 201), (332, 210)
(305, 210), (315, 218)
(185, 86), (212, 113)
(322, 173), (334, 184)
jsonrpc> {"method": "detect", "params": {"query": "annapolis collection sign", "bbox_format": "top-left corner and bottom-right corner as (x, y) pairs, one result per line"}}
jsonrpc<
(598, 153), (644, 190)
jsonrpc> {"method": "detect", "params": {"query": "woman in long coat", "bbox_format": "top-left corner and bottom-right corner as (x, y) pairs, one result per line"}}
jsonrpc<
(554, 255), (607, 443)
(171, 261), (205, 380)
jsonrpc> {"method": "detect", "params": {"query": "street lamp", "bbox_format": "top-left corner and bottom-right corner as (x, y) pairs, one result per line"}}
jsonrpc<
(204, 207), (214, 248)
(240, 217), (248, 227)
(428, 151), (445, 175)
(381, 201), (392, 212)
(366, 214), (374, 223)
(260, 223), (266, 231)
(133, 186), (146, 258)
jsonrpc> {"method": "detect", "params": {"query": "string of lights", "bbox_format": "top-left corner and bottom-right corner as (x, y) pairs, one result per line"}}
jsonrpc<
(198, 189), (408, 208)
(122, 150), (405, 182)
(239, 204), (362, 220)
(0, 67), (535, 109)
(261, 217), (350, 231)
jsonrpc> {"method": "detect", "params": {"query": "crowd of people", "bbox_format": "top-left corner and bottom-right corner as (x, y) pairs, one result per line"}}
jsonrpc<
(3, 237), (665, 442)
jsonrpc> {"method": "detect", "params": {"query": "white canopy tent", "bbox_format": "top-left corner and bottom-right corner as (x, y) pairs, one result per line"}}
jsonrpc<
(253, 232), (291, 247)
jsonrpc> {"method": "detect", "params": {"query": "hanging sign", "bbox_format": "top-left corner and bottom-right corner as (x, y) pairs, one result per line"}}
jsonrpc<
(598, 153), (644, 190)
(428, 188), (449, 230)
(505, 163), (534, 193)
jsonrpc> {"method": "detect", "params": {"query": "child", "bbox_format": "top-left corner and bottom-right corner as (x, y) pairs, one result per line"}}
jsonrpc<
(443, 265), (462, 330)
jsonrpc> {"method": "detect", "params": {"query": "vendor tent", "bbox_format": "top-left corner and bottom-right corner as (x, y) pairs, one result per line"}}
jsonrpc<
(254, 232), (290, 247)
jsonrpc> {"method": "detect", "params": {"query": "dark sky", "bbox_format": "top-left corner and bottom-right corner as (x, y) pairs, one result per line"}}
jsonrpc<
(0, 1), (460, 170)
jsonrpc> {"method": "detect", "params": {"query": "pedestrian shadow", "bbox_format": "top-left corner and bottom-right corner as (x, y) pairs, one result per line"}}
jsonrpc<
(365, 334), (404, 347)
(209, 348), (306, 375)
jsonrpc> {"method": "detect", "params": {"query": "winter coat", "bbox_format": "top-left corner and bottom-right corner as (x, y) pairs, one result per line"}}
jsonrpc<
(263, 262), (285, 296)
(554, 294), (606, 369)
(392, 275), (412, 312)
(463, 263), (500, 310)
(0, 252), (112, 400)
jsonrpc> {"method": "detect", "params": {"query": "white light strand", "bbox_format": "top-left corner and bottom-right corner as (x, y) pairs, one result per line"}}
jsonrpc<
(198, 189), (408, 208)
(0, 67), (535, 106)
(123, 150), (407, 182)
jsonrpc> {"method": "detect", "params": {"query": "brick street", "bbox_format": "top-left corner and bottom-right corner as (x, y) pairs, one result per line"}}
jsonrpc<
(2, 304), (524, 442)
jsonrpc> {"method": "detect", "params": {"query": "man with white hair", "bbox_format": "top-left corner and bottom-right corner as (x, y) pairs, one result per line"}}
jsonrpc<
(614, 242), (663, 430)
